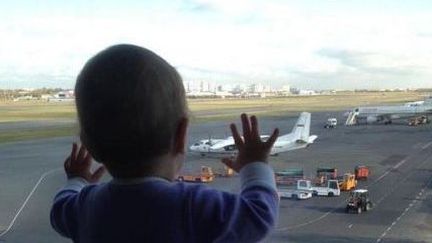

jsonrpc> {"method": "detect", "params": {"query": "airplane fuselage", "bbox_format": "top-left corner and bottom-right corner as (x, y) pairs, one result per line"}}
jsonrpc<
(355, 105), (432, 123)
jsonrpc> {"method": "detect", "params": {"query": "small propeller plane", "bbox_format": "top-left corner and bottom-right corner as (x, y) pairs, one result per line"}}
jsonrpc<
(189, 112), (317, 157)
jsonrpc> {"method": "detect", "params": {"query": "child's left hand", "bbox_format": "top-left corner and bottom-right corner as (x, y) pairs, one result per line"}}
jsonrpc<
(64, 143), (106, 183)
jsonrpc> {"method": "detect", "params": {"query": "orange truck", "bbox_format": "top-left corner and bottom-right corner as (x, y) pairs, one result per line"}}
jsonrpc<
(177, 166), (215, 183)
(354, 166), (370, 180)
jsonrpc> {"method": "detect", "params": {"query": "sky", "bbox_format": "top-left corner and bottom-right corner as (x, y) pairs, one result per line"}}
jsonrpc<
(1, 0), (432, 90)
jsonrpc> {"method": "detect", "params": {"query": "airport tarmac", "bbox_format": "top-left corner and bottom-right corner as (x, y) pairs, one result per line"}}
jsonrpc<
(0, 111), (431, 242)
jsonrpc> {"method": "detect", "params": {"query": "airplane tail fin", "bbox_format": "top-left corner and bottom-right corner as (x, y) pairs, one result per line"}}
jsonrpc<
(279, 112), (311, 142)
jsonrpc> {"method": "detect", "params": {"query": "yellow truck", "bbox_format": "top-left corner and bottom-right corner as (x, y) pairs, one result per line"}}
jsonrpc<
(177, 166), (215, 183)
(339, 173), (357, 191)
(214, 166), (235, 177)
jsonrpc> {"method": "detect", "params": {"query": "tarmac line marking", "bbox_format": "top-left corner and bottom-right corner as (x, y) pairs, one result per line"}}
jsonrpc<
(279, 150), (432, 233)
(393, 159), (407, 169)
(374, 170), (391, 183)
(276, 205), (344, 231)
(0, 168), (62, 239)
(375, 176), (432, 243)
(421, 141), (432, 150)
(412, 143), (422, 149)
(373, 159), (406, 185)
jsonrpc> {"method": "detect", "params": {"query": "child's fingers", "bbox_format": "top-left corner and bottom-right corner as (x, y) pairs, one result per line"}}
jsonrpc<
(230, 124), (244, 149)
(265, 128), (279, 148)
(83, 152), (93, 167)
(64, 156), (71, 170)
(221, 157), (235, 169)
(250, 115), (260, 140)
(71, 143), (78, 161)
(241, 113), (251, 142)
(76, 144), (87, 162)
(91, 165), (106, 182)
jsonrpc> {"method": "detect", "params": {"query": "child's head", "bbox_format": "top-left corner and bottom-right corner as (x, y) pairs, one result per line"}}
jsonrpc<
(75, 44), (188, 178)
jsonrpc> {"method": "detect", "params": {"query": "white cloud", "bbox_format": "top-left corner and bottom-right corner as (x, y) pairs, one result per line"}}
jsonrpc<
(0, 1), (431, 89)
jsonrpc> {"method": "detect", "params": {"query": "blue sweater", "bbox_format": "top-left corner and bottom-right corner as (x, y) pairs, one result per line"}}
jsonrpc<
(50, 162), (279, 243)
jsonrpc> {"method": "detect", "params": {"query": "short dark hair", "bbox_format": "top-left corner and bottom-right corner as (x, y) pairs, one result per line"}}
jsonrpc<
(75, 44), (187, 174)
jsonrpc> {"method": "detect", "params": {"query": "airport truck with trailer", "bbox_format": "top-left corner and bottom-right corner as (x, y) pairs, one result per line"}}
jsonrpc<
(311, 179), (341, 197)
(275, 168), (304, 186)
(315, 167), (338, 185)
(278, 179), (340, 197)
(278, 180), (313, 200)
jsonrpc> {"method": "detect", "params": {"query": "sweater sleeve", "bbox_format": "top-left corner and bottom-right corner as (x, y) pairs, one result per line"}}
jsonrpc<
(50, 177), (88, 238)
(187, 162), (279, 243)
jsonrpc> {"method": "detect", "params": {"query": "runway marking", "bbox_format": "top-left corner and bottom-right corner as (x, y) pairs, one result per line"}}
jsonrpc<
(369, 159), (407, 188)
(393, 159), (406, 169)
(421, 141), (432, 150)
(0, 168), (62, 239)
(375, 176), (432, 243)
(412, 142), (422, 149)
(373, 170), (391, 184)
(276, 206), (343, 231)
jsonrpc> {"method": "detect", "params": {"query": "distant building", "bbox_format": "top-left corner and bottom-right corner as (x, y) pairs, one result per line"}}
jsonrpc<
(249, 83), (264, 93)
(280, 85), (291, 95)
(263, 84), (272, 92)
(232, 84), (248, 94)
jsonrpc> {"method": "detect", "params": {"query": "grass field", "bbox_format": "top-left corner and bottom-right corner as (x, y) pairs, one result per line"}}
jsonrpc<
(189, 91), (427, 121)
(0, 91), (428, 143)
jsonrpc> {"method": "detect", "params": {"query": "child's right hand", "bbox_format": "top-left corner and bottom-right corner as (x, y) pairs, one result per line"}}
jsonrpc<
(222, 113), (279, 172)
(64, 143), (106, 183)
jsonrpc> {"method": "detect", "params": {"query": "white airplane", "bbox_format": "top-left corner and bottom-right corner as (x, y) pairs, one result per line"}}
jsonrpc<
(189, 112), (318, 157)
(345, 98), (432, 125)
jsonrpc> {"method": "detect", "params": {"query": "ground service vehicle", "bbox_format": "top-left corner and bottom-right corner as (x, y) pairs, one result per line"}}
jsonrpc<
(354, 166), (370, 180)
(275, 168), (304, 186)
(346, 189), (373, 214)
(408, 116), (429, 126)
(316, 167), (338, 182)
(324, 118), (337, 128)
(311, 180), (341, 196)
(278, 180), (313, 200)
(177, 166), (215, 183)
(214, 166), (234, 177)
(339, 173), (357, 191)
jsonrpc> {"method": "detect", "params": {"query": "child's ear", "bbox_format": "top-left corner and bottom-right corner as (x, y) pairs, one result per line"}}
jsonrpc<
(173, 117), (189, 155)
